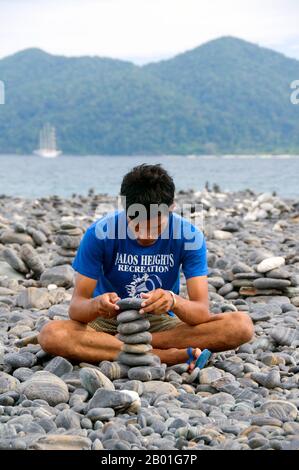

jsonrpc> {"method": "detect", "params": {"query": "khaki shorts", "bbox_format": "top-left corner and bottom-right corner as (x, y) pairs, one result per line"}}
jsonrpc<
(88, 313), (182, 334)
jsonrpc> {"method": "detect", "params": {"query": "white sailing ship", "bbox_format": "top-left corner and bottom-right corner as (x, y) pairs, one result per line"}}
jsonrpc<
(34, 124), (62, 158)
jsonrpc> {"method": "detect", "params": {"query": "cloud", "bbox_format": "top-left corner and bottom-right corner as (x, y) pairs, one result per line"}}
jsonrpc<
(0, 0), (298, 63)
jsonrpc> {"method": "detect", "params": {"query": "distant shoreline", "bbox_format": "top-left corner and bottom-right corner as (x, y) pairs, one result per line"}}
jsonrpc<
(0, 154), (298, 199)
(0, 154), (299, 158)
(0, 188), (297, 206)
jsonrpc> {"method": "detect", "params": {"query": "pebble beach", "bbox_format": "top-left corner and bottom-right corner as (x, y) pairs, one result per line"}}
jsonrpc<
(0, 188), (299, 451)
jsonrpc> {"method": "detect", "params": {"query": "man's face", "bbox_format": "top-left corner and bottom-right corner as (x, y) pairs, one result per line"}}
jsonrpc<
(127, 213), (170, 246)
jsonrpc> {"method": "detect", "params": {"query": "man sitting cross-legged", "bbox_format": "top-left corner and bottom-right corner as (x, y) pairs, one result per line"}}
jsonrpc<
(39, 164), (254, 370)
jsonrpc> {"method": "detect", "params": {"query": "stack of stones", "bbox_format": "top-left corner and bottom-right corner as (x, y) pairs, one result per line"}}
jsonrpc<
(243, 192), (291, 222)
(207, 256), (299, 307)
(235, 257), (292, 297)
(0, 222), (47, 279)
(52, 223), (84, 267)
(2, 244), (44, 279)
(90, 195), (117, 216)
(232, 257), (299, 306)
(116, 298), (166, 382)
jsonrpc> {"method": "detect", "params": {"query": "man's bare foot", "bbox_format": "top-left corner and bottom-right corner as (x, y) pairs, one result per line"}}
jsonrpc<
(188, 347), (202, 372)
(153, 347), (190, 366)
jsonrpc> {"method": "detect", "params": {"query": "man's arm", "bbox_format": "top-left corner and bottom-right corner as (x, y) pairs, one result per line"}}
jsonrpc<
(172, 276), (211, 325)
(139, 276), (211, 326)
(69, 273), (120, 323)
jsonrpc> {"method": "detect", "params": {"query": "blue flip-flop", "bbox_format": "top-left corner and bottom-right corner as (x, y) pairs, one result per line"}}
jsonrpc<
(187, 347), (212, 369)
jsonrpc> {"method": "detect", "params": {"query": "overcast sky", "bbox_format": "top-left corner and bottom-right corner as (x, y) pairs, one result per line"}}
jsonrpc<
(1, 0), (299, 64)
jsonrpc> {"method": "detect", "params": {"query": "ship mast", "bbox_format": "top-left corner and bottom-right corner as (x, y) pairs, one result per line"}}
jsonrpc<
(39, 123), (57, 151)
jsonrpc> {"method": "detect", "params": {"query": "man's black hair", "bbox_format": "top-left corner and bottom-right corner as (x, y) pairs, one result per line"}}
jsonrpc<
(120, 164), (175, 217)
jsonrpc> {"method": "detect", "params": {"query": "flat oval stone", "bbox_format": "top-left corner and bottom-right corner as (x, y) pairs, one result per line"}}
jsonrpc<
(118, 352), (158, 367)
(260, 400), (298, 422)
(55, 409), (81, 430)
(259, 353), (285, 367)
(117, 319), (150, 335)
(164, 369), (183, 384)
(257, 257), (285, 273)
(103, 439), (131, 450)
(117, 310), (144, 323)
(3, 247), (29, 274)
(128, 366), (165, 381)
(20, 371), (69, 406)
(87, 407), (115, 421)
(88, 388), (139, 411)
(79, 367), (115, 394)
(0, 394), (15, 406)
(40, 265), (74, 288)
(37, 418), (57, 434)
(266, 268), (291, 279)
(116, 332), (152, 344)
(218, 283), (234, 296)
(31, 435), (91, 451)
(208, 276), (225, 289)
(20, 244), (44, 275)
(253, 278), (291, 289)
(127, 368), (152, 382)
(29, 228), (47, 246)
(121, 343), (152, 354)
(251, 370), (281, 389)
(4, 352), (37, 369)
(0, 372), (20, 394)
(70, 388), (89, 403)
(270, 327), (297, 346)
(199, 367), (223, 385)
(143, 381), (179, 396)
(118, 380), (144, 395)
(234, 272), (261, 279)
(117, 298), (143, 311)
(232, 263), (253, 274)
(92, 439), (104, 450)
(251, 415), (282, 427)
(44, 356), (73, 377)
(283, 422), (299, 435)
(81, 418), (92, 430)
(60, 370), (81, 388)
(168, 363), (190, 374)
(249, 436), (269, 449)
(99, 361), (129, 380)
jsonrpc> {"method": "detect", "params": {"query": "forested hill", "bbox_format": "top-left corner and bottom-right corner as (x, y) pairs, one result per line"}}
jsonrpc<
(0, 37), (298, 155)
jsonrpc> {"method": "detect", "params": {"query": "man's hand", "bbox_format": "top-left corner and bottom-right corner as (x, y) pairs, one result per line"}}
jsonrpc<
(93, 292), (121, 319)
(139, 289), (173, 315)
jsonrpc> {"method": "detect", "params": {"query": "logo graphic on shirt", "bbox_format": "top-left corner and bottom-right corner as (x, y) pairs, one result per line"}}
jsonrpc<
(125, 273), (162, 297)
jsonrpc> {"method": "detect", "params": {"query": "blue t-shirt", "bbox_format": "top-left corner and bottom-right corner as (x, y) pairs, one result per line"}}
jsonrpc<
(72, 211), (208, 299)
